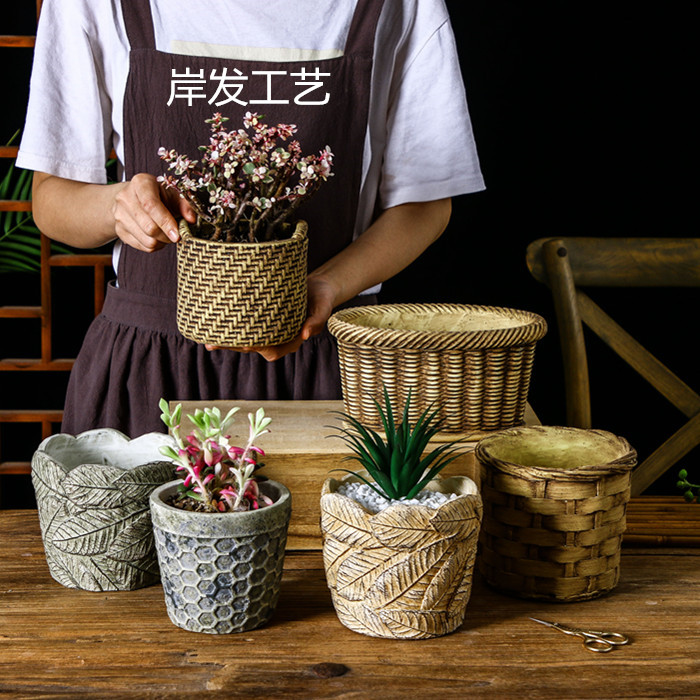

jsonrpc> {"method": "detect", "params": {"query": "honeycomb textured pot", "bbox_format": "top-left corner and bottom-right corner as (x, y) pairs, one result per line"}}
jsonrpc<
(31, 429), (175, 591)
(150, 480), (291, 634)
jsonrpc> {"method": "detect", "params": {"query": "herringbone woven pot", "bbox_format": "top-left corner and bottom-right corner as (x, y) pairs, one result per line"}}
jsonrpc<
(476, 425), (637, 601)
(327, 303), (547, 436)
(321, 473), (483, 639)
(176, 219), (308, 346)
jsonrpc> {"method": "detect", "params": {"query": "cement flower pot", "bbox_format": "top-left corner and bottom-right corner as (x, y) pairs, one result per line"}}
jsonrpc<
(31, 428), (175, 591)
(176, 219), (308, 346)
(150, 479), (291, 634)
(476, 425), (637, 601)
(328, 303), (547, 436)
(320, 473), (483, 639)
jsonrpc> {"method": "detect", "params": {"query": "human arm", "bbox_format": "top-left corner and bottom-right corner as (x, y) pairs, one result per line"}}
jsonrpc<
(304, 196), (452, 330)
(31, 171), (196, 251)
(216, 197), (451, 361)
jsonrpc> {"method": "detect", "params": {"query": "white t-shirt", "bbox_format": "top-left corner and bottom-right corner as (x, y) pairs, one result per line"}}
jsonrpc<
(18, 0), (485, 283)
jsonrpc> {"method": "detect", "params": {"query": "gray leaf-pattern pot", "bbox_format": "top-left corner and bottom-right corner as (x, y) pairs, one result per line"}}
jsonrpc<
(150, 479), (291, 634)
(31, 428), (176, 591)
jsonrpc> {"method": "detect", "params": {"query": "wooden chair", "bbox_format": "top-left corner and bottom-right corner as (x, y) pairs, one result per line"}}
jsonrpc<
(526, 237), (700, 496)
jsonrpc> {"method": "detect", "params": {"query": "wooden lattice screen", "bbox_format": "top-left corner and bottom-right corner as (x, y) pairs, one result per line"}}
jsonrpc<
(0, 2), (112, 489)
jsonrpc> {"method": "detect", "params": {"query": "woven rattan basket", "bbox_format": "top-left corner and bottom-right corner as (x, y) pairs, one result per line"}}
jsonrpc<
(327, 303), (547, 436)
(476, 425), (637, 602)
(176, 219), (308, 346)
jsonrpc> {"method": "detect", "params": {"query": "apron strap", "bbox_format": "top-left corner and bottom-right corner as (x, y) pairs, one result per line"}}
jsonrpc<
(121, 0), (157, 51)
(345, 0), (387, 56)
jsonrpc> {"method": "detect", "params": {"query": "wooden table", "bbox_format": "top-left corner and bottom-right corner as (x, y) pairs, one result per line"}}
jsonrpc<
(1, 511), (699, 698)
(2, 401), (699, 697)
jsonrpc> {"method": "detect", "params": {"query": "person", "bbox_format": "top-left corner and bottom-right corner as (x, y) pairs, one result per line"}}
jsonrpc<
(17, 0), (485, 437)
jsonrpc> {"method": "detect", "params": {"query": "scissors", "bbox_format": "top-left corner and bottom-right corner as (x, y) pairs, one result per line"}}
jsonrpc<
(530, 617), (630, 653)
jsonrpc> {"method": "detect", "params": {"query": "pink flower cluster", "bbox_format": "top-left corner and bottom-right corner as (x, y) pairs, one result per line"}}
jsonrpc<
(158, 111), (334, 243)
(159, 400), (273, 512)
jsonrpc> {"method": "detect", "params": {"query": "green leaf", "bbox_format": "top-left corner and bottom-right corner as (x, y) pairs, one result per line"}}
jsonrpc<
(407, 455), (461, 499)
(159, 445), (179, 460)
(0, 238), (41, 255)
(390, 448), (404, 494)
(329, 389), (460, 500)
(0, 249), (40, 271)
(0, 262), (38, 273)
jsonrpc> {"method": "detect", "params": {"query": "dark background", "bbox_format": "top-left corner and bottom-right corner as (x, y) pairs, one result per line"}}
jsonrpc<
(1, 2), (696, 505)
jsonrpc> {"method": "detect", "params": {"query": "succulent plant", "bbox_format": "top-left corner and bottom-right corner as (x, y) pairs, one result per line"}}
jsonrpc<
(330, 388), (461, 500)
(159, 399), (272, 512)
(158, 111), (333, 243)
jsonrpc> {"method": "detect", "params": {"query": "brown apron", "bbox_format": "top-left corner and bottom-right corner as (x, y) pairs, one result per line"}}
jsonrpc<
(61, 0), (384, 437)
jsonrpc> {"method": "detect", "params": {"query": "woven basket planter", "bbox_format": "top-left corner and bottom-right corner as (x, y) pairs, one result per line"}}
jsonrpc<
(327, 303), (547, 436)
(476, 425), (637, 602)
(176, 219), (308, 346)
(320, 473), (483, 639)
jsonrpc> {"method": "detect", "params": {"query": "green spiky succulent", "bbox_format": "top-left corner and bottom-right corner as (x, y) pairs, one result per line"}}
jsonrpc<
(331, 389), (461, 500)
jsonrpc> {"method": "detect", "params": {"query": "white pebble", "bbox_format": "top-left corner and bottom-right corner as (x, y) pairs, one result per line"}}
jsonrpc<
(338, 481), (457, 514)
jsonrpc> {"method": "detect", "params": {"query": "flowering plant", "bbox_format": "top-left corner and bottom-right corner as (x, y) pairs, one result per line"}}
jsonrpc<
(158, 399), (273, 512)
(158, 112), (333, 243)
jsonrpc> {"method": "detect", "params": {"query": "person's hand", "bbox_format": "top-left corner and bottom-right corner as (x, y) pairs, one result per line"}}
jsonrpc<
(204, 275), (339, 361)
(112, 173), (196, 252)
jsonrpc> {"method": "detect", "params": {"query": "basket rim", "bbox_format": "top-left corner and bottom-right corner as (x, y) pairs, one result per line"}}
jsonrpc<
(475, 425), (637, 480)
(178, 218), (308, 249)
(327, 302), (547, 350)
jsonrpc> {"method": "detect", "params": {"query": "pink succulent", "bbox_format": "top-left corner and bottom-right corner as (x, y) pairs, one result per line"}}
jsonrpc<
(160, 400), (273, 513)
(158, 112), (333, 243)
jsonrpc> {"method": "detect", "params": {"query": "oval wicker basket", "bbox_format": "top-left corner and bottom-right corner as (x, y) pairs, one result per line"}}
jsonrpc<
(176, 219), (308, 346)
(475, 425), (637, 602)
(327, 303), (547, 436)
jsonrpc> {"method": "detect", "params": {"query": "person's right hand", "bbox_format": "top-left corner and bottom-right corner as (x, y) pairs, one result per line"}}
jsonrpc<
(112, 173), (196, 252)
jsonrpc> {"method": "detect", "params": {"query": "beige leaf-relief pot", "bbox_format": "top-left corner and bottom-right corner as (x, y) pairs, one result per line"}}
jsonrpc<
(320, 472), (483, 640)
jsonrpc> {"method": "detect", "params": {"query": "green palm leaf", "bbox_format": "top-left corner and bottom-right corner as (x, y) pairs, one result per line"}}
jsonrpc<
(0, 144), (77, 273)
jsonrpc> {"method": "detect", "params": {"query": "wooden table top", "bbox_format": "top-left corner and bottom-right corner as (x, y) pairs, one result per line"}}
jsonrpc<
(1, 510), (698, 698)
(4, 401), (699, 696)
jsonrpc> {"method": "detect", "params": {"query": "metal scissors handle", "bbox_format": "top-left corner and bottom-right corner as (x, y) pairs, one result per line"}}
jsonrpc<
(530, 617), (630, 653)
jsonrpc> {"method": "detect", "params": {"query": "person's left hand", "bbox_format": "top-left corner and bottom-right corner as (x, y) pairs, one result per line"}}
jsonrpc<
(204, 275), (338, 361)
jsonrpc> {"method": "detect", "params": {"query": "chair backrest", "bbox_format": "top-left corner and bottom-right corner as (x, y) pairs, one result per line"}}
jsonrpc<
(526, 237), (700, 496)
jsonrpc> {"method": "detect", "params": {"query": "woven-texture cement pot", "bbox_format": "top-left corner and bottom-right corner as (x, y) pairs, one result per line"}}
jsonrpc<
(476, 425), (637, 601)
(31, 429), (175, 591)
(320, 473), (483, 639)
(327, 303), (547, 437)
(176, 219), (308, 346)
(150, 479), (291, 634)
